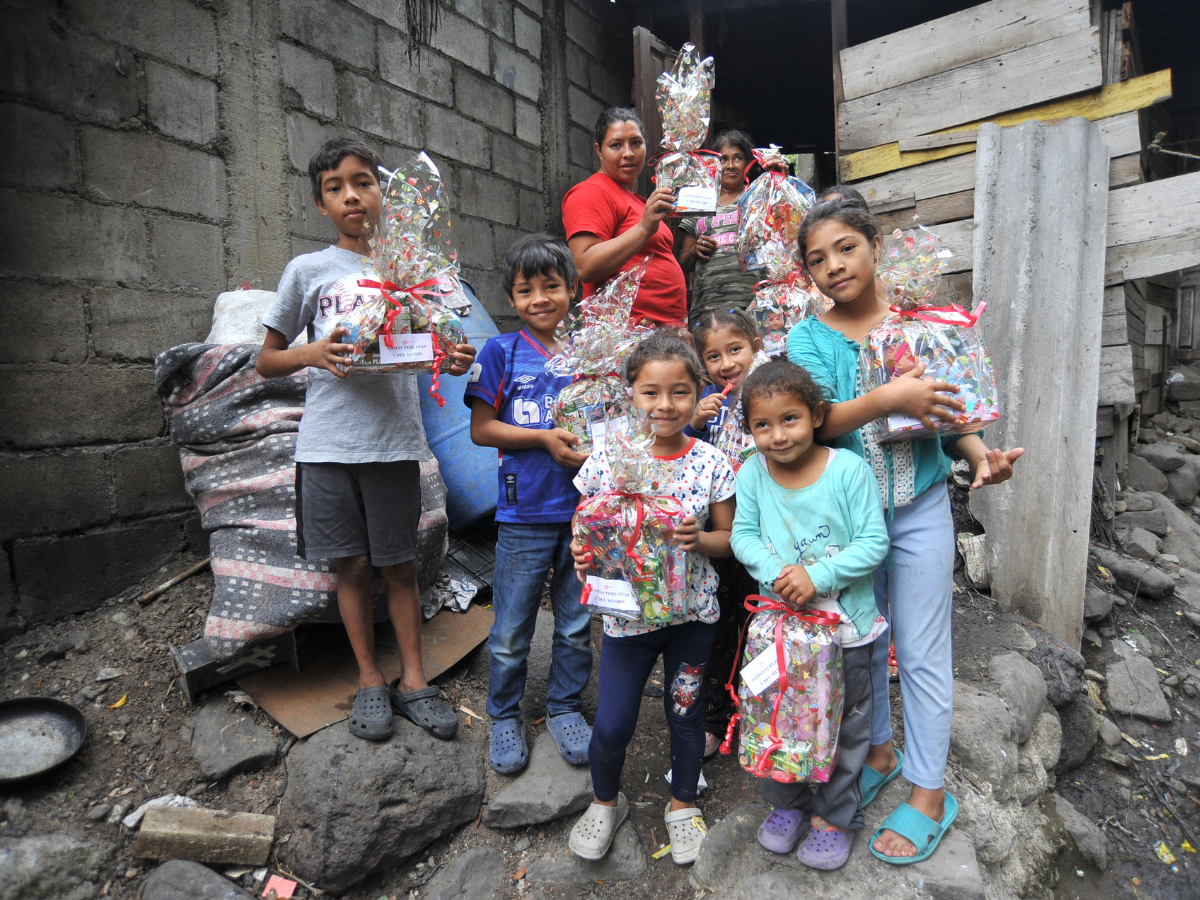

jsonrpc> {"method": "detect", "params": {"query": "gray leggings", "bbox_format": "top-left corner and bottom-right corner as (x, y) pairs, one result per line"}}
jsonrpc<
(760, 640), (879, 831)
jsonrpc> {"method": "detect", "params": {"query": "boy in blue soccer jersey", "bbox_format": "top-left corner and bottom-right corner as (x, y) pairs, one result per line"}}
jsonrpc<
(465, 234), (594, 774)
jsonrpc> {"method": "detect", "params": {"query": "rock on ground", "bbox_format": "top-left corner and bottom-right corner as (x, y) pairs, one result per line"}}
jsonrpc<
(909, 829), (987, 900)
(187, 703), (277, 781)
(140, 860), (253, 899)
(1147, 492), (1200, 569)
(277, 718), (485, 892)
(1090, 547), (1174, 601)
(482, 731), (592, 829)
(1167, 456), (1200, 506)
(1121, 526), (1161, 562)
(525, 819), (645, 885)
(950, 683), (1018, 802)
(1025, 627), (1086, 708)
(989, 651), (1047, 743)
(1097, 716), (1123, 748)
(0, 834), (111, 900)
(1016, 708), (1063, 803)
(1113, 509), (1169, 535)
(1050, 795), (1108, 870)
(1083, 582), (1114, 622)
(1105, 655), (1172, 723)
(1133, 443), (1186, 472)
(424, 848), (505, 900)
(1125, 455), (1169, 493)
(1055, 698), (1101, 772)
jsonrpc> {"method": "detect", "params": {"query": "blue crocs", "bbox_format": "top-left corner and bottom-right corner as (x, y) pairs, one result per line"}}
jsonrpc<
(489, 718), (529, 775)
(547, 711), (592, 765)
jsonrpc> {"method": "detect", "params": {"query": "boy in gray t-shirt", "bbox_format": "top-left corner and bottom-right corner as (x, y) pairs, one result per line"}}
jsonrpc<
(258, 138), (476, 742)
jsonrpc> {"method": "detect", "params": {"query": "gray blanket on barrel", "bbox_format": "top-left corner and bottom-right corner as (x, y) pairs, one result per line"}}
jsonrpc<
(154, 342), (448, 656)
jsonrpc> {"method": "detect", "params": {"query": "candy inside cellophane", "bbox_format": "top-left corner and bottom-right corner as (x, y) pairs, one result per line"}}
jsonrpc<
(656, 42), (714, 153)
(879, 224), (954, 312)
(547, 258), (654, 452)
(860, 313), (1001, 442)
(575, 424), (688, 624)
(736, 152), (815, 279)
(656, 150), (718, 213)
(737, 609), (843, 783)
(749, 273), (832, 356)
(712, 350), (771, 473)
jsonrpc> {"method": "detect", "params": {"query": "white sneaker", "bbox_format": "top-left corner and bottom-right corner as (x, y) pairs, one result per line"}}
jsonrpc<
(569, 793), (629, 861)
(664, 804), (707, 865)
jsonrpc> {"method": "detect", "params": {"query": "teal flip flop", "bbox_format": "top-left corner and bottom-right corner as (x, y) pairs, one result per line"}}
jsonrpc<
(859, 749), (904, 809)
(869, 791), (958, 866)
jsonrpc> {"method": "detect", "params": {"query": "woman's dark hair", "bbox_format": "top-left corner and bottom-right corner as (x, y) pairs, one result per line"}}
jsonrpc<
(594, 107), (644, 147)
(740, 359), (827, 430)
(817, 184), (869, 210)
(502, 233), (578, 297)
(690, 308), (759, 359)
(626, 331), (705, 393)
(796, 199), (881, 269)
(711, 129), (753, 162)
(308, 137), (383, 200)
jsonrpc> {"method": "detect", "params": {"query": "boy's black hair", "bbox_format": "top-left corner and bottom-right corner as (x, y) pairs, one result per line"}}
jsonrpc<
(797, 199), (881, 271)
(690, 308), (759, 359)
(308, 137), (384, 201)
(817, 184), (869, 210)
(594, 107), (644, 147)
(626, 331), (705, 393)
(740, 358), (827, 431)
(502, 233), (578, 297)
(711, 129), (753, 161)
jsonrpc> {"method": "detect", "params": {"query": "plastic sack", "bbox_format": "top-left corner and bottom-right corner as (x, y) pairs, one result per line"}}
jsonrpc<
(205, 289), (308, 347)
(736, 149), (815, 279)
(748, 272), (832, 356)
(721, 597), (843, 783)
(879, 223), (954, 312)
(859, 305), (1000, 442)
(654, 42), (717, 212)
(575, 425), (688, 624)
(711, 350), (771, 473)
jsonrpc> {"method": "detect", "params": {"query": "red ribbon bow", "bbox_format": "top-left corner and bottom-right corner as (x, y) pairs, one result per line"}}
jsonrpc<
(576, 491), (684, 608)
(357, 276), (457, 407)
(890, 301), (986, 328)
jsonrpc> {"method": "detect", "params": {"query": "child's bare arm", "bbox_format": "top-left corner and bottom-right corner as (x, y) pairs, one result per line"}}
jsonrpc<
(256, 325), (354, 380)
(816, 363), (967, 441)
(953, 434), (1024, 488)
(468, 398), (588, 467)
(682, 496), (734, 559)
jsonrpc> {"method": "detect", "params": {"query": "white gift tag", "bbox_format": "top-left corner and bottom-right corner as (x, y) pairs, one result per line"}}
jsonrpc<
(675, 185), (718, 211)
(585, 576), (640, 613)
(740, 644), (782, 696)
(379, 332), (434, 364)
(588, 419), (607, 452)
(886, 413), (923, 432)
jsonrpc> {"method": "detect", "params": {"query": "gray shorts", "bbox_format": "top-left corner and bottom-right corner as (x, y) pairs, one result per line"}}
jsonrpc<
(295, 460), (421, 567)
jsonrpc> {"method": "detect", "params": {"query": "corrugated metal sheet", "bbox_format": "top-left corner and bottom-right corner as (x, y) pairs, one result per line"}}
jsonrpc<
(969, 118), (1109, 647)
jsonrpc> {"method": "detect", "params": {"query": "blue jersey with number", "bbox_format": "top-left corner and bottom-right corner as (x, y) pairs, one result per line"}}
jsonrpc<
(463, 330), (580, 523)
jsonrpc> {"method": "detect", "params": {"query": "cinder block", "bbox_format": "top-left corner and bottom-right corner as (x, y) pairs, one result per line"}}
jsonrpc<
(565, 3), (606, 59)
(518, 189), (545, 232)
(0, 556), (18, 639)
(279, 0), (376, 70)
(0, 365), (164, 449)
(379, 32), (453, 106)
(0, 191), (148, 282)
(83, 129), (226, 220)
(425, 107), (490, 169)
(338, 71), (421, 146)
(455, 169), (518, 226)
(516, 0), (543, 17)
(145, 62), (218, 145)
(566, 49), (590, 89)
(150, 218), (226, 293)
(291, 236), (328, 259)
(90, 288), (215, 361)
(112, 444), (191, 518)
(289, 174), (335, 242)
(0, 282), (87, 365)
(454, 66), (514, 134)
(0, 104), (76, 190)
(515, 99), (540, 146)
(455, 0), (514, 42)
(183, 510), (208, 555)
(345, 0), (405, 30)
(462, 267), (509, 318)
(494, 226), (535, 262)
(67, 0), (218, 76)
(287, 113), (371, 172)
(568, 125), (593, 168)
(429, 11), (490, 75)
(492, 40), (541, 102)
(514, 7), (541, 58)
(134, 806), (274, 866)
(279, 42), (338, 119)
(0, 15), (137, 123)
(567, 85), (603, 130)
(13, 514), (189, 622)
(453, 216), (494, 269)
(0, 450), (113, 542)
(589, 60), (628, 108)
(492, 133), (542, 189)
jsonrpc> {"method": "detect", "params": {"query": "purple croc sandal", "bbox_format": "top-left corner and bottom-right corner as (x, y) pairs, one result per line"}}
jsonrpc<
(796, 823), (855, 871)
(757, 808), (808, 854)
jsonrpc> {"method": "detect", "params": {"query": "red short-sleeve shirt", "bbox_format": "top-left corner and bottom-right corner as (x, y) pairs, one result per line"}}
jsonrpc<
(562, 172), (688, 326)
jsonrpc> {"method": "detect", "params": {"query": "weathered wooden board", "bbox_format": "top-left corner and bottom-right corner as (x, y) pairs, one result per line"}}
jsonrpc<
(1106, 169), (1200, 248)
(1106, 232), (1200, 283)
(875, 190), (976, 232)
(970, 119), (1109, 646)
(1102, 285), (1128, 347)
(838, 27), (1102, 152)
(933, 219), (973, 275)
(1108, 153), (1141, 189)
(1098, 343), (1136, 405)
(839, 0), (1091, 102)
(840, 70), (1171, 181)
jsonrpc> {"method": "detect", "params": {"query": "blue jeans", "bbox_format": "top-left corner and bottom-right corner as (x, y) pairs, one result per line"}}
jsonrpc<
(870, 482), (955, 790)
(486, 522), (592, 721)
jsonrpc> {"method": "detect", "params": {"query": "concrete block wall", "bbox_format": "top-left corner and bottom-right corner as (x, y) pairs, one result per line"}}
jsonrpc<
(0, 0), (631, 635)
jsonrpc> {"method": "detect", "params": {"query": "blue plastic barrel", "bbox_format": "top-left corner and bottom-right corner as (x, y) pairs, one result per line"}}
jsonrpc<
(417, 281), (501, 531)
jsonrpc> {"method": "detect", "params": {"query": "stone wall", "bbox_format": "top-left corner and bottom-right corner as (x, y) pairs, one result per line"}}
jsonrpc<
(0, 0), (631, 634)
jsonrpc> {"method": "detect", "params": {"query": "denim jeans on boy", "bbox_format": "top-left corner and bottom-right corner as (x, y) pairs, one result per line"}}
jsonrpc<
(486, 522), (593, 721)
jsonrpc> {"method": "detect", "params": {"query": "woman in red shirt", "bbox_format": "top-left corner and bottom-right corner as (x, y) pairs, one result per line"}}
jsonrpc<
(562, 108), (687, 327)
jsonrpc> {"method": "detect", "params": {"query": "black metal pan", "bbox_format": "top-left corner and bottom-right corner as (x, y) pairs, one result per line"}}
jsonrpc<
(0, 697), (88, 786)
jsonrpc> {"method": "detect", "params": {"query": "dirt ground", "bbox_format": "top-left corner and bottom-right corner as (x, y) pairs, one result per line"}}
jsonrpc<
(2, 498), (1198, 899)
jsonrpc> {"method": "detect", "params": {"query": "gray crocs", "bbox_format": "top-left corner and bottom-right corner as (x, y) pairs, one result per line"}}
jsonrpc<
(390, 681), (459, 740)
(348, 685), (393, 741)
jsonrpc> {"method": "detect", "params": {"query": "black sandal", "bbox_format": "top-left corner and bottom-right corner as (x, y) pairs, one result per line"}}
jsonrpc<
(389, 681), (459, 740)
(348, 685), (393, 741)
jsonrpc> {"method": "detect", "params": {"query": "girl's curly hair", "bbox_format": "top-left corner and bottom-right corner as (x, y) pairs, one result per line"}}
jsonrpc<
(740, 358), (827, 431)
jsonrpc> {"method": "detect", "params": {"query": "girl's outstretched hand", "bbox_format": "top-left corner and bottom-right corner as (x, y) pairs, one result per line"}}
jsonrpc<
(673, 515), (700, 552)
(882, 363), (966, 434)
(773, 565), (816, 609)
(971, 447), (1025, 489)
(691, 393), (725, 430)
(570, 537), (593, 582)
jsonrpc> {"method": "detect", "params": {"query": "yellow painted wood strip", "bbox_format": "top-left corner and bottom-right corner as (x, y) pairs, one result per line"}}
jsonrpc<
(841, 69), (1172, 182)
